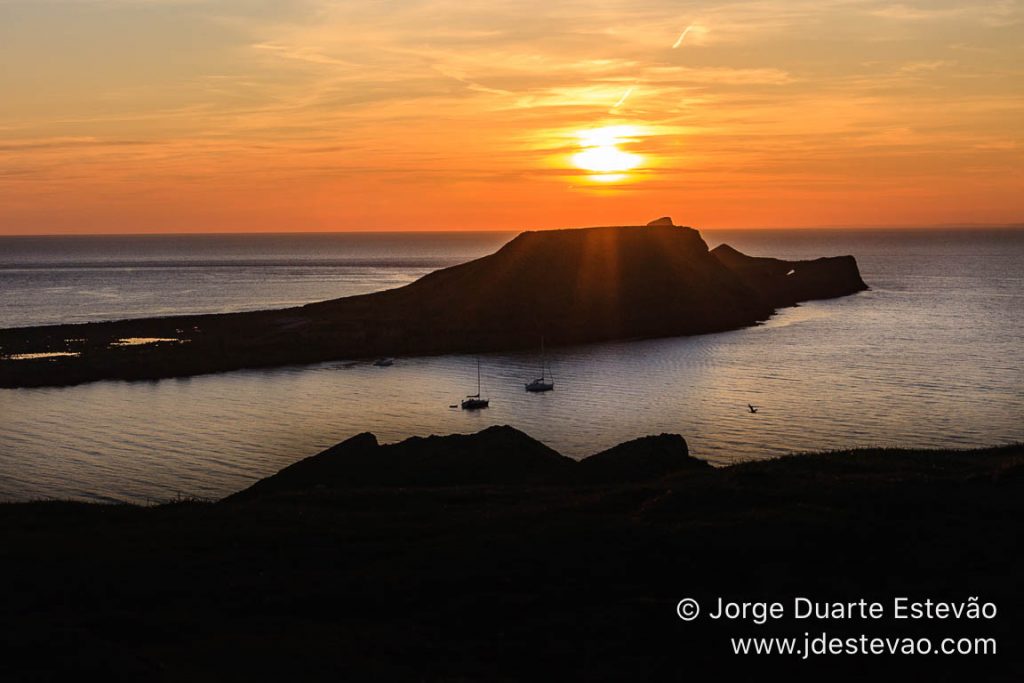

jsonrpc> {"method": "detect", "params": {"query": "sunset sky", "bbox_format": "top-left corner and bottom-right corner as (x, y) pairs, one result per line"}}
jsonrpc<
(1, 0), (1022, 233)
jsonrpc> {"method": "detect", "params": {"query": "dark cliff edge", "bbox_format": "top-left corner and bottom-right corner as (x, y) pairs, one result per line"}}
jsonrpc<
(230, 426), (579, 499)
(0, 222), (868, 388)
(228, 425), (707, 501)
(1, 431), (1020, 681)
(710, 243), (868, 305)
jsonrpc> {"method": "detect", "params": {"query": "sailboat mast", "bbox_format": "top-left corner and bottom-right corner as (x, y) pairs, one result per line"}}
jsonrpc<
(541, 337), (546, 379)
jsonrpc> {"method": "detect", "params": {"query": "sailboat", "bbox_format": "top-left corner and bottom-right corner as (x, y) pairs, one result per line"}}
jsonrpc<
(461, 358), (490, 410)
(525, 338), (554, 393)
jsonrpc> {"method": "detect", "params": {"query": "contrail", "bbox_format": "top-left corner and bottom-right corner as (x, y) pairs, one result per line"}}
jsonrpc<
(612, 85), (635, 109)
(672, 25), (693, 49)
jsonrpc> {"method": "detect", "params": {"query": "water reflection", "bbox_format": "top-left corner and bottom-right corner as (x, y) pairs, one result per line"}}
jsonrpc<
(1, 229), (1022, 503)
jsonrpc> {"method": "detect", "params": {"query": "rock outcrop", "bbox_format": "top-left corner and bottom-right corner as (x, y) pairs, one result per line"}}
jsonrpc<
(230, 426), (576, 498)
(646, 216), (675, 226)
(231, 426), (706, 500)
(577, 433), (708, 482)
(710, 243), (868, 306)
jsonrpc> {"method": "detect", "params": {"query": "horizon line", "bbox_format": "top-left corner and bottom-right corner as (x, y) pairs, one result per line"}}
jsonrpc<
(2, 222), (1023, 238)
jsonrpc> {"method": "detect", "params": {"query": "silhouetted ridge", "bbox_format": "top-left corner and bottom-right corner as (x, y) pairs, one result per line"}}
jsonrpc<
(346, 224), (772, 351)
(232, 427), (710, 500)
(711, 243), (868, 305)
(231, 426), (576, 499)
(0, 221), (868, 388)
(578, 434), (709, 482)
(235, 432), (380, 500)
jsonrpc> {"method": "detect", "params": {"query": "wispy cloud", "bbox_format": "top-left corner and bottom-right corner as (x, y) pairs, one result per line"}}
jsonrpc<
(0, 137), (152, 152)
(672, 25), (693, 48)
(612, 85), (636, 109)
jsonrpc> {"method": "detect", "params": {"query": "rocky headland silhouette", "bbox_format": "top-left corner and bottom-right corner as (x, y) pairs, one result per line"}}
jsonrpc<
(0, 220), (867, 387)
(229, 425), (709, 500)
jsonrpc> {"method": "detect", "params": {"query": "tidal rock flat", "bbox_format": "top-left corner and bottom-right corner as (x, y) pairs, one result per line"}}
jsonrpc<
(0, 222), (867, 388)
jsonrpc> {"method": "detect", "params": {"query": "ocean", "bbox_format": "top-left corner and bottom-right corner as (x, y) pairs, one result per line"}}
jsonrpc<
(1, 228), (1022, 502)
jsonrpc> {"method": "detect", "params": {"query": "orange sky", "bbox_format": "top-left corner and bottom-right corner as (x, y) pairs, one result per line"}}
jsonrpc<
(1, 1), (1022, 234)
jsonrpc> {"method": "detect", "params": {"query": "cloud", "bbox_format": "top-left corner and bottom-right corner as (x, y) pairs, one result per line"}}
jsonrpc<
(611, 85), (636, 109)
(0, 137), (152, 152)
(672, 25), (693, 48)
(898, 60), (953, 73)
(868, 1), (1022, 26)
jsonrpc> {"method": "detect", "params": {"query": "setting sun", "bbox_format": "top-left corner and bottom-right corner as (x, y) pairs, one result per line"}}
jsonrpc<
(571, 126), (644, 181)
(572, 145), (641, 173)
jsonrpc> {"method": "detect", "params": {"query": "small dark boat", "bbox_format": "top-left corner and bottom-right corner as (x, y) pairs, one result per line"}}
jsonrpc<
(461, 396), (489, 410)
(461, 358), (490, 410)
(525, 338), (554, 393)
(373, 358), (394, 367)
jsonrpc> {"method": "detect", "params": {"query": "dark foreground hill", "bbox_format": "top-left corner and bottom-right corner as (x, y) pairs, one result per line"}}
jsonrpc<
(0, 220), (867, 388)
(230, 426), (708, 500)
(0, 429), (1020, 682)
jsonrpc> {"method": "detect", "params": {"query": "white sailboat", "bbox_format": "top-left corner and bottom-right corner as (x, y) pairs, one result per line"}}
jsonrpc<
(461, 358), (490, 410)
(525, 338), (554, 393)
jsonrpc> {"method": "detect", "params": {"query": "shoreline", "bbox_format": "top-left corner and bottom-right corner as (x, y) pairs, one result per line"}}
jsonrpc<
(0, 441), (1020, 508)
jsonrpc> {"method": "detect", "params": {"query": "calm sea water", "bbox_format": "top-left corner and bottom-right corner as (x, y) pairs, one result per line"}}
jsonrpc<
(1, 229), (1022, 502)
(0, 232), (506, 328)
